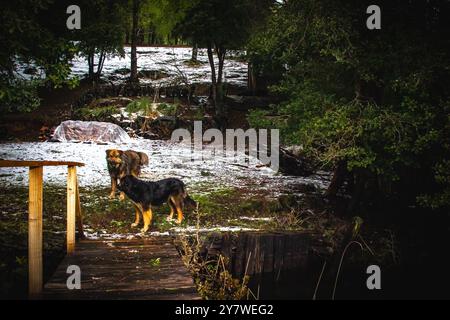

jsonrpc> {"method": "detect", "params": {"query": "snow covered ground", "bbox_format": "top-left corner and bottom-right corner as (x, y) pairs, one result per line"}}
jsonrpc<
(18, 46), (248, 87)
(0, 139), (328, 196)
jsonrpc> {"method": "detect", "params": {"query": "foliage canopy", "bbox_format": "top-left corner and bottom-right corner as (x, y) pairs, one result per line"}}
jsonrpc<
(248, 0), (450, 210)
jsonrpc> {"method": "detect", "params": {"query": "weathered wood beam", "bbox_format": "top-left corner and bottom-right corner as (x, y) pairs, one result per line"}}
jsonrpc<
(67, 166), (77, 254)
(28, 166), (43, 298)
(0, 160), (84, 168)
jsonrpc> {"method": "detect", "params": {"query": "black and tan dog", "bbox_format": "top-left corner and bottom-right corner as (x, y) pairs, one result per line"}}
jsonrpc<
(106, 149), (149, 200)
(118, 175), (196, 233)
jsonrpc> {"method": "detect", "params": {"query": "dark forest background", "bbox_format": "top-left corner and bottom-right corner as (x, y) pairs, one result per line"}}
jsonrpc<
(1, 0), (449, 298)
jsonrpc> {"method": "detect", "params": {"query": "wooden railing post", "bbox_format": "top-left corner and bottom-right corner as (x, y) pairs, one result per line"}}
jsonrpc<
(0, 160), (85, 297)
(67, 166), (77, 254)
(28, 166), (43, 298)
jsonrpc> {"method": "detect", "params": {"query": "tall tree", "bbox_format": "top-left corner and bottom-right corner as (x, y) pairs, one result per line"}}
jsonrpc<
(248, 0), (450, 212)
(130, 0), (141, 83)
(175, 0), (273, 117)
(0, 0), (78, 112)
(145, 0), (192, 45)
(75, 0), (127, 81)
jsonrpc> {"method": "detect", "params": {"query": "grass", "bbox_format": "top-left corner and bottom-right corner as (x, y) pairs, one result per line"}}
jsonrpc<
(75, 105), (118, 121)
(0, 182), (375, 247)
(80, 186), (187, 234)
(190, 187), (326, 231)
(149, 258), (161, 268)
(0, 186), (66, 299)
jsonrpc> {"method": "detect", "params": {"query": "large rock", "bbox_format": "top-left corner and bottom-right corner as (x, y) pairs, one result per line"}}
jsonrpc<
(52, 120), (131, 144)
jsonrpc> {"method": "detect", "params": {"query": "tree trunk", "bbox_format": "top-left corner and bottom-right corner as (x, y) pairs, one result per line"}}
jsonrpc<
(347, 169), (366, 214)
(191, 43), (198, 62)
(215, 45), (226, 117)
(130, 0), (140, 83)
(96, 50), (106, 79)
(149, 25), (155, 45)
(125, 24), (130, 45)
(326, 160), (348, 198)
(87, 52), (95, 80)
(216, 46), (226, 85)
(248, 62), (256, 96)
(207, 43), (217, 103)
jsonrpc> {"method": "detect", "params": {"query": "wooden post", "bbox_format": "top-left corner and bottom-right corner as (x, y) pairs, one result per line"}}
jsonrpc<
(75, 177), (85, 239)
(67, 166), (77, 254)
(28, 166), (43, 298)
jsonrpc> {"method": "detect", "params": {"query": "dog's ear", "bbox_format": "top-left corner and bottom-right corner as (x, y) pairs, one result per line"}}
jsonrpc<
(106, 149), (112, 156)
(117, 150), (124, 155)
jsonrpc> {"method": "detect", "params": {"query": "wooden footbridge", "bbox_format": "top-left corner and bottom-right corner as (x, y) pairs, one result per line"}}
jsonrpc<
(44, 238), (199, 300)
(0, 160), (199, 300)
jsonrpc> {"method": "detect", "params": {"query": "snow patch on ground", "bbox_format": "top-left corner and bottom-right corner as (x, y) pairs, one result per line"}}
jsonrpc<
(82, 227), (258, 240)
(0, 139), (329, 195)
(17, 46), (248, 87)
(237, 216), (274, 222)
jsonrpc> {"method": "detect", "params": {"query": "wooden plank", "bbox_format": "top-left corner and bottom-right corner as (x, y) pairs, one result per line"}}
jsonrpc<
(262, 233), (274, 275)
(44, 238), (199, 300)
(0, 160), (84, 168)
(245, 234), (256, 276)
(273, 233), (285, 281)
(232, 233), (248, 277)
(67, 166), (77, 254)
(28, 166), (43, 298)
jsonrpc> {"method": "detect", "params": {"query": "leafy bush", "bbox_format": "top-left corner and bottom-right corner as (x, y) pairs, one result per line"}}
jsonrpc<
(247, 0), (450, 210)
(0, 76), (41, 113)
(125, 98), (151, 114)
(157, 103), (178, 116)
(75, 106), (118, 121)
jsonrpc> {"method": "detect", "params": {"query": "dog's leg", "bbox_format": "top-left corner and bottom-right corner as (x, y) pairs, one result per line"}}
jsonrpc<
(109, 177), (117, 199)
(174, 198), (184, 225)
(167, 198), (176, 222)
(131, 203), (142, 228)
(141, 207), (153, 233)
(118, 172), (127, 201)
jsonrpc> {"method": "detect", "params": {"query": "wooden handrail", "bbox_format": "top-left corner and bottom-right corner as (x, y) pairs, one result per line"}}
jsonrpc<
(0, 159), (85, 299)
(0, 160), (85, 167)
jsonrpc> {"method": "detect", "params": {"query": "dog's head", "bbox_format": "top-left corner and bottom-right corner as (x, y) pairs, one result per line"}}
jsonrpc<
(118, 175), (134, 192)
(106, 149), (123, 168)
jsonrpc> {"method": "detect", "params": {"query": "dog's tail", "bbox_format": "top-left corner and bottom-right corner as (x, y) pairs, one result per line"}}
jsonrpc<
(138, 152), (149, 166)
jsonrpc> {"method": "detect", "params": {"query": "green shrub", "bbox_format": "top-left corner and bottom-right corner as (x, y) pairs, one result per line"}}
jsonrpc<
(157, 103), (178, 116)
(75, 106), (118, 121)
(125, 97), (151, 114)
(0, 76), (41, 113)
